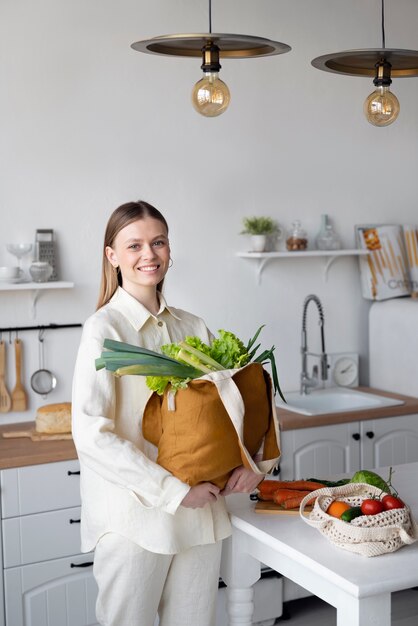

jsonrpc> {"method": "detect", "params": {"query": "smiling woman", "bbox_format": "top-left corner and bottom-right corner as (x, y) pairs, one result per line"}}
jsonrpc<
(71, 199), (265, 626)
(105, 215), (171, 315)
(96, 201), (170, 313)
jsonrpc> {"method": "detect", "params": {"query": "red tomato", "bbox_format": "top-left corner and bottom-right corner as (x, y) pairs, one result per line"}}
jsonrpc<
(382, 494), (404, 510)
(361, 499), (384, 515)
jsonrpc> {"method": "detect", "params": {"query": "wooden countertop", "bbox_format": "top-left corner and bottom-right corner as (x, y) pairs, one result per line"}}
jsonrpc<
(0, 421), (77, 470)
(277, 386), (418, 431)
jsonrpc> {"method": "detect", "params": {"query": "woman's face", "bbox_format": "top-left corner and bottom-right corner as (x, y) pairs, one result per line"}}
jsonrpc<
(106, 217), (170, 296)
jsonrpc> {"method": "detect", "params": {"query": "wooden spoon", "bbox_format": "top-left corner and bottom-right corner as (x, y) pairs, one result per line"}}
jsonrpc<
(11, 338), (27, 412)
(0, 340), (12, 413)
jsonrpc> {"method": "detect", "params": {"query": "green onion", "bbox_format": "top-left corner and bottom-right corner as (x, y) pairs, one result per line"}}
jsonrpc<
(253, 348), (285, 402)
(246, 325), (265, 352)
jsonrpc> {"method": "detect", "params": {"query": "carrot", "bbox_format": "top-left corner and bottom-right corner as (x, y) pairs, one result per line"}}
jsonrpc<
(272, 489), (311, 506)
(258, 493), (276, 502)
(258, 481), (281, 500)
(258, 479), (325, 502)
(258, 480), (282, 497)
(282, 494), (316, 510)
(268, 480), (326, 491)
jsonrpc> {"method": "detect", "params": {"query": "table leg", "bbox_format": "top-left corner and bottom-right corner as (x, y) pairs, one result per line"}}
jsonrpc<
(336, 593), (391, 626)
(226, 587), (255, 626)
(220, 534), (261, 626)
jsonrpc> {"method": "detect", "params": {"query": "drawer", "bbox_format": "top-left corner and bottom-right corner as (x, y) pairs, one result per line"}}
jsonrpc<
(2, 506), (82, 568)
(1, 459), (80, 518)
(4, 552), (97, 626)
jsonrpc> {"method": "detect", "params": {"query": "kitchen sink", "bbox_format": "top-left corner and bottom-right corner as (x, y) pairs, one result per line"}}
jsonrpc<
(277, 387), (405, 416)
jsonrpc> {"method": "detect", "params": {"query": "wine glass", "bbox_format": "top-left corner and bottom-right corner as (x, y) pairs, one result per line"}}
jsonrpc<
(6, 243), (33, 280)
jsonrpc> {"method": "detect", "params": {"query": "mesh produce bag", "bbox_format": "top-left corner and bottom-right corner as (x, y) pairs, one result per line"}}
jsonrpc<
(299, 482), (418, 557)
(143, 362), (281, 488)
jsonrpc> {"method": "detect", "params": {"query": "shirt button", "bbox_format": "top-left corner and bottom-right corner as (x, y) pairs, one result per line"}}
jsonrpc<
(157, 321), (164, 327)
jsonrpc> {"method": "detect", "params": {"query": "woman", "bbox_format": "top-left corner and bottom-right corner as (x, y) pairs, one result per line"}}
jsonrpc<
(72, 200), (264, 626)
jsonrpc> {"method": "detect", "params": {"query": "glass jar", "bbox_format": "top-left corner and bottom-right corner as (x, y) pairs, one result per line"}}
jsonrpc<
(316, 215), (341, 251)
(286, 220), (308, 251)
(315, 214), (328, 248)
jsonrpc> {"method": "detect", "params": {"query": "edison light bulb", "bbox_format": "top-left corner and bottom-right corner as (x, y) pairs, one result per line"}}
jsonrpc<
(191, 71), (230, 117)
(364, 85), (400, 127)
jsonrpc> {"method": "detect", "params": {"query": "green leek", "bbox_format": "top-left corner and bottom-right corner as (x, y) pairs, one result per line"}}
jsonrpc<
(95, 328), (285, 401)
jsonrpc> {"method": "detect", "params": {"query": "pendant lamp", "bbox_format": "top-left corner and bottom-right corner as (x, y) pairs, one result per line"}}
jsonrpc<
(311, 0), (418, 126)
(131, 0), (291, 117)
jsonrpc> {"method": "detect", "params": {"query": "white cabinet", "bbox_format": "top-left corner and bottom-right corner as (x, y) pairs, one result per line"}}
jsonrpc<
(360, 414), (418, 469)
(279, 421), (360, 480)
(4, 555), (97, 626)
(0, 460), (99, 626)
(280, 413), (418, 480)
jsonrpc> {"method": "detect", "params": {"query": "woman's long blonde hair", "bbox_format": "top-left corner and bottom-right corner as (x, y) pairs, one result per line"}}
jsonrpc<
(96, 200), (169, 310)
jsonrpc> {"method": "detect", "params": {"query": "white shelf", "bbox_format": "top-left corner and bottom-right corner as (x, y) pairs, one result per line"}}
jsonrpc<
(0, 281), (74, 291)
(0, 281), (74, 318)
(236, 249), (369, 284)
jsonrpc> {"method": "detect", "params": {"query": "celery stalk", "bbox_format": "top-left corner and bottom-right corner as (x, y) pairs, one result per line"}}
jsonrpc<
(177, 350), (214, 374)
(178, 342), (223, 371)
(114, 362), (203, 378)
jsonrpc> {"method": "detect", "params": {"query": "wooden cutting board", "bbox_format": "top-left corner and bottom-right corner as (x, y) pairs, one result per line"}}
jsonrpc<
(255, 499), (312, 516)
(2, 429), (72, 442)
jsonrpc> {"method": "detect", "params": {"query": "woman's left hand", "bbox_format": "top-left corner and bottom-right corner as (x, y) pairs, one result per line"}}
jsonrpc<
(220, 466), (264, 496)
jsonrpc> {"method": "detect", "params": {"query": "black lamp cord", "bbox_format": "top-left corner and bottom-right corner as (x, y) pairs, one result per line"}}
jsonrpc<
(209, 0), (212, 34)
(381, 0), (386, 49)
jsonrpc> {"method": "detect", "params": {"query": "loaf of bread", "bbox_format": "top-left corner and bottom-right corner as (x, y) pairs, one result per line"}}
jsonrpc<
(35, 402), (72, 434)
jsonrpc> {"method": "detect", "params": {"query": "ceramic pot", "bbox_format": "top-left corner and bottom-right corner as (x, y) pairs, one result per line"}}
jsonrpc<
(29, 261), (53, 283)
(250, 235), (267, 252)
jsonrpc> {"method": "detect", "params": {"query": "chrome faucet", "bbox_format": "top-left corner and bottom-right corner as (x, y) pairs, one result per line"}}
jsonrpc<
(300, 294), (328, 395)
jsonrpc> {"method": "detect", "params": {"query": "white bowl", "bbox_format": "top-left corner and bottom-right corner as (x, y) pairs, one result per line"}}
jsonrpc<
(0, 266), (22, 280)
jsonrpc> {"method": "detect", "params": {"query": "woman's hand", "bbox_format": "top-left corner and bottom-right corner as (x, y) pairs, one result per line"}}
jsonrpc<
(180, 482), (220, 508)
(220, 466), (264, 496)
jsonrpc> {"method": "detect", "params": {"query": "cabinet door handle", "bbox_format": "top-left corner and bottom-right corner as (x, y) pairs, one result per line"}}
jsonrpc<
(70, 561), (93, 568)
(366, 431), (375, 439)
(69, 518), (81, 524)
(352, 433), (361, 441)
(67, 470), (80, 476)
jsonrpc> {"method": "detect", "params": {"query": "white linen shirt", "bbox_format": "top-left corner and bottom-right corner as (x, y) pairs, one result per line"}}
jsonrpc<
(72, 287), (231, 554)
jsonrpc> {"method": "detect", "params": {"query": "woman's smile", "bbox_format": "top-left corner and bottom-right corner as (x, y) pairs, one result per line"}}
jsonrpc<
(106, 217), (171, 303)
(137, 264), (159, 273)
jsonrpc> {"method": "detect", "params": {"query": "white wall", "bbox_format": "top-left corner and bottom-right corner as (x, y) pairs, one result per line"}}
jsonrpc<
(1, 0), (417, 424)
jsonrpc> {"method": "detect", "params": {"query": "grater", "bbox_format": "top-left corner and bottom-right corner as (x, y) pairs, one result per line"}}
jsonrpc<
(35, 229), (58, 281)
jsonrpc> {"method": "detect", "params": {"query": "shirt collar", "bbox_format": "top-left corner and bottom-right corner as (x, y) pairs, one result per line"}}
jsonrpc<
(109, 287), (181, 331)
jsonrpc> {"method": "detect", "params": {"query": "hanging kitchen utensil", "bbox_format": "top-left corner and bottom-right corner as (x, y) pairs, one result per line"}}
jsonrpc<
(11, 338), (28, 412)
(0, 340), (12, 413)
(30, 330), (57, 399)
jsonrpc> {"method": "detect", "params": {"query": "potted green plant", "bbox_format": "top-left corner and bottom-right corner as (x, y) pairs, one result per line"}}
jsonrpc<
(241, 216), (282, 252)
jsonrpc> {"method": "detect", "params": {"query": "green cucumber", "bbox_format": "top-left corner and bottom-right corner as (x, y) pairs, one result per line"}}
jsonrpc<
(306, 478), (351, 488)
(340, 506), (364, 523)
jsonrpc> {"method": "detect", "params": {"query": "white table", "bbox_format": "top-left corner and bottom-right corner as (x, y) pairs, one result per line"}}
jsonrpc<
(221, 462), (418, 626)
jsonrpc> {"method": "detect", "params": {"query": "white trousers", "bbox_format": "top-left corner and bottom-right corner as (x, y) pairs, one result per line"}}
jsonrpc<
(93, 532), (223, 626)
